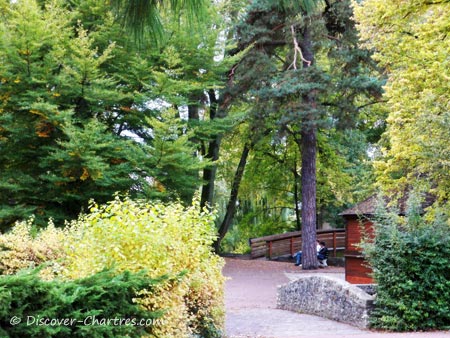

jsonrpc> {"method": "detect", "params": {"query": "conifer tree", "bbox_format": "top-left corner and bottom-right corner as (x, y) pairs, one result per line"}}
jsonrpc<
(213, 0), (383, 267)
(0, 0), (215, 227)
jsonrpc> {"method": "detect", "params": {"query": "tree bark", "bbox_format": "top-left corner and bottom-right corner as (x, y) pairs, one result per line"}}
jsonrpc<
(200, 89), (220, 209)
(293, 167), (301, 231)
(300, 124), (318, 269)
(200, 12), (240, 210)
(299, 22), (318, 270)
(188, 102), (199, 121)
(187, 93), (203, 202)
(200, 138), (221, 209)
(200, 63), (239, 210)
(214, 142), (251, 252)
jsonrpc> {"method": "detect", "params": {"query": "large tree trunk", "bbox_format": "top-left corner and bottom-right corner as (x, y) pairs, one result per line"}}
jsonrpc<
(214, 142), (251, 252)
(300, 124), (317, 269)
(188, 102), (199, 121)
(200, 64), (238, 210)
(200, 12), (239, 210)
(187, 93), (203, 202)
(200, 89), (220, 209)
(200, 137), (221, 209)
(299, 22), (318, 270)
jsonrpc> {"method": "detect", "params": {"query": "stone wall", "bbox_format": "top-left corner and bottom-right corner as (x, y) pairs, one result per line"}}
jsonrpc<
(277, 275), (375, 328)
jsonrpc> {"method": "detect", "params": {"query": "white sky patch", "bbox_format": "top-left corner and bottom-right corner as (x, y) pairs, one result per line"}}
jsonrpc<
(214, 29), (227, 62)
(145, 98), (172, 110)
(179, 105), (188, 120)
(120, 130), (145, 143)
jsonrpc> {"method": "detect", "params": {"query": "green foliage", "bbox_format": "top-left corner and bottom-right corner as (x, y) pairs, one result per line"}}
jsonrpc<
(354, 0), (450, 208)
(0, 0), (223, 228)
(0, 0), (145, 226)
(222, 211), (293, 254)
(217, 117), (375, 246)
(110, 0), (210, 41)
(63, 196), (225, 337)
(235, 0), (384, 128)
(363, 196), (450, 331)
(0, 196), (225, 337)
(144, 109), (210, 203)
(0, 269), (164, 337)
(212, 0), (383, 250)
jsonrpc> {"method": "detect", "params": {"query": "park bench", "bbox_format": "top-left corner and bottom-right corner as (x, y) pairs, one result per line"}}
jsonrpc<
(249, 228), (345, 260)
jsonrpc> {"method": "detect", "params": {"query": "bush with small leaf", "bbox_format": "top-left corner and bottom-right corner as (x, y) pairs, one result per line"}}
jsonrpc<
(63, 196), (225, 337)
(0, 218), (67, 278)
(363, 196), (450, 331)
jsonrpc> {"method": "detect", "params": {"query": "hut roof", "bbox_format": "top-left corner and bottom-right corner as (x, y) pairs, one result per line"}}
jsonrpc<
(339, 195), (378, 216)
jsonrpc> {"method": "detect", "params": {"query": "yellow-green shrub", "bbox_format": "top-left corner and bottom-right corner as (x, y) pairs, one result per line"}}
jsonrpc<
(0, 218), (67, 278)
(63, 196), (225, 337)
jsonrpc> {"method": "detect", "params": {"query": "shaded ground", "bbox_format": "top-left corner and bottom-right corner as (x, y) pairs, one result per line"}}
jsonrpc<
(223, 257), (450, 338)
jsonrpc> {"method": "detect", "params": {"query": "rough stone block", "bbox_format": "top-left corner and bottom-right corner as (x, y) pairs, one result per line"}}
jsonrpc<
(277, 275), (375, 328)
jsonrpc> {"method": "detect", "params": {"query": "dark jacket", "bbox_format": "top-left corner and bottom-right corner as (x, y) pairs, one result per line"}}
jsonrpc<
(317, 246), (328, 260)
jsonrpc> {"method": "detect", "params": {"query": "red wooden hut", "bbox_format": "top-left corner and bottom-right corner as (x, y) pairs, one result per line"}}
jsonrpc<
(340, 196), (377, 284)
(341, 193), (434, 284)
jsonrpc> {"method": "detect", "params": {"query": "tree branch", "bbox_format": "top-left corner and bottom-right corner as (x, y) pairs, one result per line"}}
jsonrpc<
(357, 100), (388, 111)
(288, 25), (311, 70)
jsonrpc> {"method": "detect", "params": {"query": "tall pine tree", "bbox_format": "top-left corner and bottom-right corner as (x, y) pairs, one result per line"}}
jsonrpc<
(213, 0), (383, 267)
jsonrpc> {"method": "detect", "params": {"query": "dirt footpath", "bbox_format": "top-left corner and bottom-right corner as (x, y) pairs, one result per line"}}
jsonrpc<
(223, 257), (450, 338)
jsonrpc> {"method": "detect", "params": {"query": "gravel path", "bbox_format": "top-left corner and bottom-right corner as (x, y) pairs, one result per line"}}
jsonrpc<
(223, 257), (450, 338)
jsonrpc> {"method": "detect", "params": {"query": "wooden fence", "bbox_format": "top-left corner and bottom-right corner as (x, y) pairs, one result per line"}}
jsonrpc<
(249, 228), (346, 259)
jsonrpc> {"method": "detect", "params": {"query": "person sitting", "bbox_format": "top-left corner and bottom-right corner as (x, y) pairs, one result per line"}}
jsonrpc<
(294, 251), (302, 266)
(317, 241), (329, 267)
(294, 240), (321, 266)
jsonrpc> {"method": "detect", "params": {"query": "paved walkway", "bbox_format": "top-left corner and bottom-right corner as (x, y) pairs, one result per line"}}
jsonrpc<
(223, 257), (450, 338)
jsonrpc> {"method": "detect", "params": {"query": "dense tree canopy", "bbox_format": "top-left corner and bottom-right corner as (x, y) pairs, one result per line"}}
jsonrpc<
(354, 0), (450, 209)
(0, 0), (224, 227)
(3, 0), (446, 260)
(211, 0), (384, 264)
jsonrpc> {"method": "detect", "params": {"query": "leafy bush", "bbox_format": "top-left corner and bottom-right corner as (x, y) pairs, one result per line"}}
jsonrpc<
(0, 196), (225, 337)
(0, 218), (67, 278)
(63, 196), (225, 337)
(0, 269), (163, 337)
(363, 197), (450, 331)
(221, 212), (294, 254)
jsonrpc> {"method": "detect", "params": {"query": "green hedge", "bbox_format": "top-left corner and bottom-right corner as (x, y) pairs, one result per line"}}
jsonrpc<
(363, 199), (450, 331)
(0, 269), (164, 337)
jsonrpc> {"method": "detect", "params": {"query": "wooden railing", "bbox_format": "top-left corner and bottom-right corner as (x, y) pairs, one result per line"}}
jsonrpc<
(249, 228), (346, 259)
